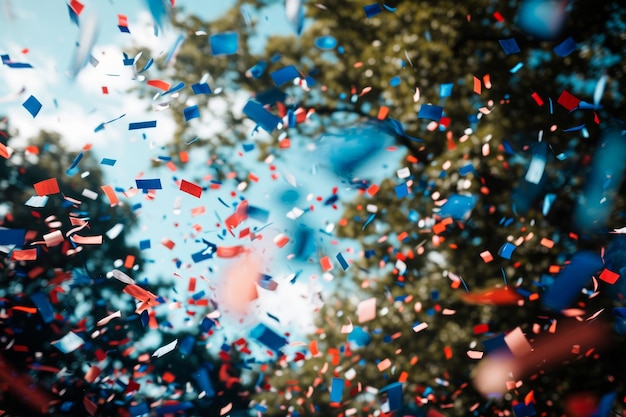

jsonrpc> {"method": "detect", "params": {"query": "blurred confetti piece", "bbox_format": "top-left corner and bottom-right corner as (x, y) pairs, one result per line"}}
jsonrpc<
(543, 251), (603, 311)
(96, 310), (122, 326)
(330, 377), (344, 403)
(210, 32), (239, 56)
(152, 339), (178, 358)
(218, 253), (260, 316)
(52, 331), (84, 353)
(461, 286), (522, 306)
(357, 297), (376, 323)
(285, 0), (304, 35)
(70, 13), (98, 78)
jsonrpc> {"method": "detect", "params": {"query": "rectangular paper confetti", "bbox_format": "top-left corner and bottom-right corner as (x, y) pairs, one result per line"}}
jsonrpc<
(22, 95), (42, 117)
(270, 65), (301, 86)
(180, 179), (202, 198)
(128, 121), (157, 130)
(34, 178), (60, 196)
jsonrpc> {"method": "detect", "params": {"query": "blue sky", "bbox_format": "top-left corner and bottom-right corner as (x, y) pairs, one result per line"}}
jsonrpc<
(0, 0), (406, 355)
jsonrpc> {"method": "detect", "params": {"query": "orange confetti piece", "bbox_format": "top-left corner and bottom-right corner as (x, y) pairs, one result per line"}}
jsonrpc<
(377, 358), (391, 372)
(540, 238), (555, 248)
(473, 76), (481, 95)
(366, 183), (380, 196)
(124, 255), (136, 269)
(377, 106), (390, 120)
(146, 79), (171, 91)
(461, 286), (523, 306)
(34, 178), (60, 196)
(444, 346), (453, 359)
(217, 245), (245, 258)
(101, 185), (119, 207)
(10, 248), (37, 261)
(320, 256), (333, 272)
(161, 238), (175, 250)
(480, 250), (494, 263)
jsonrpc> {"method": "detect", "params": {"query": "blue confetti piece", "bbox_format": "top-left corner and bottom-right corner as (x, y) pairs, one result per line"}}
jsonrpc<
(315, 36), (337, 50)
(210, 32), (239, 56)
(439, 83), (454, 98)
(118, 25), (130, 33)
(510, 62), (524, 73)
(336, 252), (349, 270)
(364, 3), (382, 18)
(270, 65), (301, 86)
(250, 323), (287, 353)
(347, 327), (371, 347)
(380, 382), (403, 411)
(498, 242), (517, 259)
(22, 95), (42, 118)
(395, 183), (409, 198)
(67, 3), (79, 25)
(135, 178), (162, 190)
(512, 402), (536, 417)
(459, 163), (476, 176)
(140, 310), (149, 327)
(129, 121), (157, 130)
(417, 104), (443, 120)
(100, 158), (116, 166)
(247, 61), (267, 78)
(330, 378), (344, 403)
(162, 82), (185, 96)
(183, 105), (200, 121)
(362, 213), (376, 230)
(389, 76), (401, 87)
(129, 402), (150, 417)
(439, 194), (476, 220)
(542, 193), (556, 216)
(179, 335), (195, 356)
(499, 38), (521, 55)
(248, 205), (269, 222)
(553, 36), (576, 57)
(482, 333), (512, 355)
(30, 292), (54, 324)
(154, 402), (194, 414)
(200, 317), (215, 333)
(139, 239), (151, 250)
(191, 82), (212, 95)
(593, 392), (616, 417)
(0, 229), (25, 246)
(242, 100), (282, 133)
(543, 251), (604, 311)
(164, 34), (184, 64)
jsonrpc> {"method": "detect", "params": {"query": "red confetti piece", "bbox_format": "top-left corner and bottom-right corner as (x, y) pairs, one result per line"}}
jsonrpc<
(473, 76), (481, 95)
(217, 245), (245, 258)
(147, 79), (171, 91)
(599, 268), (620, 284)
(117, 14), (129, 27)
(0, 142), (10, 159)
(320, 255), (333, 271)
(531, 91), (544, 106)
(180, 179), (202, 198)
(557, 89), (581, 111)
(33, 178), (60, 196)
(69, 0), (84, 15)
(493, 11), (504, 22)
(10, 248), (37, 261)
(101, 86), (109, 94)
(366, 183), (380, 196)
(161, 238), (175, 250)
